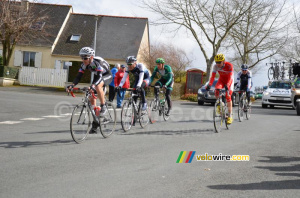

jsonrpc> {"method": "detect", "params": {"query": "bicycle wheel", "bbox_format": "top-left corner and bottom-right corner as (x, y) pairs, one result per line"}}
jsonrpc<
(224, 105), (230, 130)
(121, 100), (134, 132)
(70, 104), (92, 143)
(268, 68), (274, 80)
(246, 100), (251, 120)
(238, 96), (245, 122)
(162, 104), (170, 121)
(149, 99), (159, 124)
(139, 101), (150, 128)
(213, 100), (223, 133)
(99, 102), (116, 138)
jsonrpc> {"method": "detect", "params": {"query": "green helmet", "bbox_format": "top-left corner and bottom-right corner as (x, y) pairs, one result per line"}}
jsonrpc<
(156, 58), (165, 64)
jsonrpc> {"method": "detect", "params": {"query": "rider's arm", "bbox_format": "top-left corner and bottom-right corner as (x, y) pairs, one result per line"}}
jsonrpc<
(247, 71), (252, 90)
(149, 66), (158, 85)
(208, 65), (217, 86)
(136, 63), (146, 87)
(236, 71), (241, 87)
(165, 65), (173, 86)
(226, 63), (234, 88)
(119, 71), (129, 87)
(73, 68), (84, 86)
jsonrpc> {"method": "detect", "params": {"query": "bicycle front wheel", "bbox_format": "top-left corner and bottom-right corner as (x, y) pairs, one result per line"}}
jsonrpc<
(246, 100), (251, 120)
(99, 102), (116, 138)
(70, 104), (92, 143)
(162, 104), (170, 121)
(139, 102), (150, 128)
(238, 97), (245, 122)
(121, 101), (134, 132)
(149, 99), (159, 124)
(213, 101), (223, 133)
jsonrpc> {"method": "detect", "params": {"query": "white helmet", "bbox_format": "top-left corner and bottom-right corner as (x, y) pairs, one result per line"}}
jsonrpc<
(79, 47), (95, 57)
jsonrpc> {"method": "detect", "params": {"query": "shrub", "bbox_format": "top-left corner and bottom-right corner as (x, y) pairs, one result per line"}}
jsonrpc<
(180, 93), (198, 102)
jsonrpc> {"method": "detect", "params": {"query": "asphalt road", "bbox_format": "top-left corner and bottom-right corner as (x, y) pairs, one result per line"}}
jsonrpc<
(0, 87), (299, 198)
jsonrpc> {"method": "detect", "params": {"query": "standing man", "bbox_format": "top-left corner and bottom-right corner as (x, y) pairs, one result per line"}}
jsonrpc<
(114, 64), (130, 108)
(109, 64), (120, 102)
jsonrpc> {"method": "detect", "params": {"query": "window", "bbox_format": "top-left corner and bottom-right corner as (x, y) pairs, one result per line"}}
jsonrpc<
(23, 51), (36, 67)
(269, 81), (291, 89)
(70, 34), (81, 42)
(30, 21), (45, 31)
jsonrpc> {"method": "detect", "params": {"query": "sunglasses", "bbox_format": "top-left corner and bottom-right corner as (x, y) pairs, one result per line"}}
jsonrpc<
(127, 63), (133, 66)
(215, 61), (222, 64)
(81, 57), (90, 60)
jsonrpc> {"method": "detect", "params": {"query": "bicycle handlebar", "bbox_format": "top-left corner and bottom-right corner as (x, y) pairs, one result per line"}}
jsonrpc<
(69, 87), (97, 99)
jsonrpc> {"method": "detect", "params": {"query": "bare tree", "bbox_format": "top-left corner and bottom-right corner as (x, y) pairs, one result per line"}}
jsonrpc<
(225, 0), (289, 71)
(279, 4), (300, 62)
(140, 41), (192, 82)
(141, 0), (254, 81)
(0, 0), (49, 66)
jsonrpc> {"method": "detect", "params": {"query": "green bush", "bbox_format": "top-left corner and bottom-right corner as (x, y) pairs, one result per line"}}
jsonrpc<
(0, 55), (3, 66)
(0, 66), (20, 79)
(180, 93), (198, 102)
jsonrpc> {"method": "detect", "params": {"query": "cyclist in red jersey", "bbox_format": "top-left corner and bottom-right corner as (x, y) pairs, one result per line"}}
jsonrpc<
(206, 53), (234, 124)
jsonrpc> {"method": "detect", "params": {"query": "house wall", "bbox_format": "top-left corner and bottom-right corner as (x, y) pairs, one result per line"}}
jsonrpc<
(136, 22), (150, 69)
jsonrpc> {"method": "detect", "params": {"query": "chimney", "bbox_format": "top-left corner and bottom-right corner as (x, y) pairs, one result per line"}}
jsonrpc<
(21, 0), (29, 13)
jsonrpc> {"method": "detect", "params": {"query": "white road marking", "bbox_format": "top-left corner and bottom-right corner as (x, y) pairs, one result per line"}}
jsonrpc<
(42, 115), (66, 118)
(20, 118), (45, 121)
(60, 113), (72, 116)
(0, 121), (24, 125)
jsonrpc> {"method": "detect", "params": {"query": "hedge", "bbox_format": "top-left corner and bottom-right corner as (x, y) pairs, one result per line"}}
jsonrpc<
(0, 66), (20, 79)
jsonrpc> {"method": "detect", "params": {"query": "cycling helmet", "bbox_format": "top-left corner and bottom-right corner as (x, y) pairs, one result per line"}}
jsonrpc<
(79, 47), (95, 57)
(214, 53), (225, 62)
(156, 58), (165, 64)
(241, 64), (248, 70)
(126, 56), (137, 64)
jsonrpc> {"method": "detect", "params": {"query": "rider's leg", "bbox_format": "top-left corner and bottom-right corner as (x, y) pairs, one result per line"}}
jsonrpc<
(166, 88), (172, 109)
(95, 81), (105, 105)
(154, 81), (162, 98)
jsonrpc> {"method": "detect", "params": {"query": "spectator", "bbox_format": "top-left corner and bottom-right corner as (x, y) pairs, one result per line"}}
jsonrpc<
(109, 64), (120, 102)
(114, 64), (130, 108)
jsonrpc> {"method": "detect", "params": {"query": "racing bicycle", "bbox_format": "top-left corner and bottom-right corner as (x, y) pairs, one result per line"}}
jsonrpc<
(207, 89), (230, 133)
(69, 87), (116, 143)
(148, 85), (170, 123)
(119, 88), (150, 132)
(237, 90), (251, 122)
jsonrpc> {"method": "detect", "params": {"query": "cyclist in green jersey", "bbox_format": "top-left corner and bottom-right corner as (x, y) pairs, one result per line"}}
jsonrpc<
(150, 58), (174, 115)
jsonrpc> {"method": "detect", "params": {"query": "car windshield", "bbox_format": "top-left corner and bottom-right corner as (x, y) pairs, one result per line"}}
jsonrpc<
(269, 81), (291, 89)
(204, 80), (218, 87)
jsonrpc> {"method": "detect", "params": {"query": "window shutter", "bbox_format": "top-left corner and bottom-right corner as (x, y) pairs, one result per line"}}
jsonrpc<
(14, 50), (23, 66)
(35, 52), (42, 68)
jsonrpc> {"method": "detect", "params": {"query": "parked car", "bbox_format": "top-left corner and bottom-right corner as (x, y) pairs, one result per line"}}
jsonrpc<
(262, 80), (292, 108)
(197, 79), (237, 106)
(255, 92), (263, 99)
(291, 77), (300, 115)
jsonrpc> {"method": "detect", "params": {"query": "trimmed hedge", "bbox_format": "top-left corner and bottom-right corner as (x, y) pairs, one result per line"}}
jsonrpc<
(0, 66), (20, 79)
(180, 93), (198, 102)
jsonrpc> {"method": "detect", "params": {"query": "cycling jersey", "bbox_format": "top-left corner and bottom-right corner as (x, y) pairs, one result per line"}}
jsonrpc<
(73, 56), (112, 86)
(208, 62), (234, 102)
(150, 65), (173, 86)
(236, 70), (252, 90)
(119, 63), (150, 88)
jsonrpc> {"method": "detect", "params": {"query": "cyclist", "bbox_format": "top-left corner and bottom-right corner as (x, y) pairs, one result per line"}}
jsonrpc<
(149, 58), (174, 115)
(236, 64), (252, 106)
(206, 53), (234, 124)
(116, 56), (150, 111)
(66, 47), (112, 133)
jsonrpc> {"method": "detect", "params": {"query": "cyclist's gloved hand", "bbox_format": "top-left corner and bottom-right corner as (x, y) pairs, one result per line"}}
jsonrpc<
(206, 85), (211, 91)
(90, 84), (96, 93)
(162, 85), (167, 89)
(136, 86), (142, 92)
(66, 84), (74, 92)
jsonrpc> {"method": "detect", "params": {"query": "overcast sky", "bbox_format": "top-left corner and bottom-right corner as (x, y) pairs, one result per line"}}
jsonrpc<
(41, 0), (270, 87)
